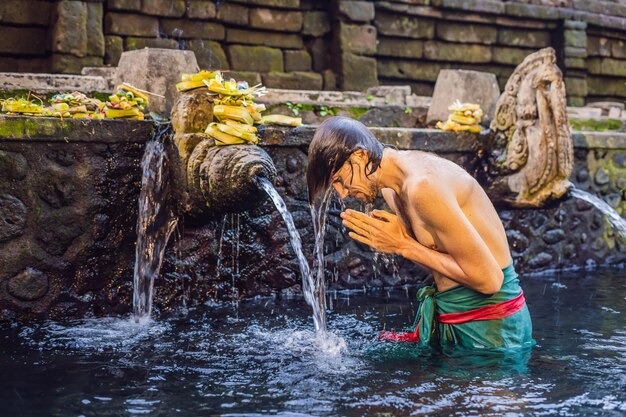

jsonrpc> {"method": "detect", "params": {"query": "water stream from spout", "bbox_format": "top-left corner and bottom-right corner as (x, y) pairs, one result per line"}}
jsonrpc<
(569, 187), (626, 239)
(133, 139), (178, 323)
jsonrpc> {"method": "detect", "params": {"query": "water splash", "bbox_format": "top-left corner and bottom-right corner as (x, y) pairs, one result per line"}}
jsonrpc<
(569, 187), (626, 239)
(133, 136), (178, 323)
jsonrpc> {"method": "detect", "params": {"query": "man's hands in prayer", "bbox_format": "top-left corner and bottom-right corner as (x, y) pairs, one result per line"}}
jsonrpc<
(340, 209), (412, 254)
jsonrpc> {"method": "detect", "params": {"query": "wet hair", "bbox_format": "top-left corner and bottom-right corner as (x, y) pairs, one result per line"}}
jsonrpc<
(306, 116), (383, 203)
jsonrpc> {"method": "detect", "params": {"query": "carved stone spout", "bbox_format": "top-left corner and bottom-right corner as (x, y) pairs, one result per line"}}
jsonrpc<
(487, 48), (574, 207)
(169, 89), (277, 219)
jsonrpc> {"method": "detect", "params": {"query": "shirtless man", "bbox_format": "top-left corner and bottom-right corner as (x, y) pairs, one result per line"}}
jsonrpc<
(306, 117), (533, 350)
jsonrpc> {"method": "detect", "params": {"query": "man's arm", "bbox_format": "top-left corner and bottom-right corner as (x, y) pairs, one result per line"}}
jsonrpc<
(400, 180), (504, 294)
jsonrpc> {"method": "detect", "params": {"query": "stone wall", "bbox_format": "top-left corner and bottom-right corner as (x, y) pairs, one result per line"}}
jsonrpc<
(1, 116), (623, 321)
(2, 1), (626, 104)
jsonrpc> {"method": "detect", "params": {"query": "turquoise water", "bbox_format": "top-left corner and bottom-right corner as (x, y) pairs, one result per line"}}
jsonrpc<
(1, 267), (624, 416)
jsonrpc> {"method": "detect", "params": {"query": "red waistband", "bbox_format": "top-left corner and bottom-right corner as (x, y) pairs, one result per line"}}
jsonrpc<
(436, 291), (526, 324)
(379, 291), (526, 342)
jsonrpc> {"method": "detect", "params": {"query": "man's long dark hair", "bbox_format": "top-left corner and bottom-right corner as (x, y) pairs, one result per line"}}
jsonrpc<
(306, 116), (383, 203)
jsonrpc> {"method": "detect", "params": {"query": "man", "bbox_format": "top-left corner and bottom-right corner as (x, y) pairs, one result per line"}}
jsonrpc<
(306, 116), (534, 351)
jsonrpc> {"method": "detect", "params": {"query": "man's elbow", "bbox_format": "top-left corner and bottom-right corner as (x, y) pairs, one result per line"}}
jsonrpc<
(475, 270), (504, 295)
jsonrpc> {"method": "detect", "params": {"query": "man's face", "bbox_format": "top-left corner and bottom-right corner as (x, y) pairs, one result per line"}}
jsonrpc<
(331, 152), (378, 203)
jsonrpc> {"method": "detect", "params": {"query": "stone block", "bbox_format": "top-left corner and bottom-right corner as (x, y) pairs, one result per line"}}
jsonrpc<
(186, 1), (216, 19)
(7, 268), (48, 301)
(435, 0), (504, 14)
(228, 45), (283, 72)
(564, 20), (587, 30)
(587, 76), (626, 97)
(0, 27), (46, 56)
(161, 19), (225, 40)
(564, 30), (587, 48)
(142, 0), (186, 17)
(424, 41), (491, 63)
(323, 69), (337, 90)
(53, 1), (88, 57)
(375, 11), (435, 39)
(611, 40), (626, 59)
(426, 69), (500, 125)
(241, 0), (300, 8)
(587, 36), (611, 57)
(216, 2), (249, 26)
(564, 57), (586, 69)
(250, 8), (303, 32)
(568, 96), (585, 107)
(261, 72), (323, 90)
(124, 37), (179, 51)
(227, 28), (303, 48)
(51, 54), (104, 74)
(113, 49), (199, 115)
(105, 36), (123, 66)
(0, 0), (51, 25)
(338, 1), (375, 22)
(492, 47), (534, 66)
(228, 71), (262, 85)
(565, 46), (587, 58)
(498, 28), (551, 48)
(564, 77), (588, 97)
(184, 39), (229, 70)
(284, 50), (312, 71)
(377, 37), (423, 58)
(340, 53), (378, 91)
(302, 11), (330, 37)
(339, 23), (377, 55)
(108, 0), (141, 11)
(377, 59), (443, 81)
(436, 22), (497, 44)
(105, 13), (159, 37)
(309, 38), (329, 72)
(86, 2), (105, 57)
(505, 2), (559, 19)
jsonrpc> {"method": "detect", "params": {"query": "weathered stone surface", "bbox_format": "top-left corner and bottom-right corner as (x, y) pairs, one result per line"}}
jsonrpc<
(340, 53), (378, 91)
(7, 268), (48, 301)
(186, 0), (216, 19)
(51, 55), (103, 75)
(611, 40), (626, 59)
(594, 167), (610, 185)
(587, 36), (612, 57)
(309, 38), (329, 72)
(228, 45), (283, 72)
(284, 50), (312, 72)
(0, 151), (27, 180)
(564, 57), (586, 69)
(105, 13), (159, 37)
(216, 2), (249, 25)
(54, 1), (88, 57)
(489, 48), (574, 208)
(528, 252), (553, 268)
(0, 72), (108, 93)
(323, 69), (337, 90)
(113, 49), (199, 115)
(240, 0), (300, 8)
(86, 2), (105, 57)
(302, 11), (330, 37)
(0, 57), (50, 73)
(565, 77), (588, 97)
(0, 0), (51, 25)
(161, 19), (225, 40)
(565, 46), (587, 58)
(185, 39), (229, 70)
(108, 0), (141, 11)
(543, 229), (566, 244)
(377, 59), (442, 81)
(0, 194), (27, 242)
(375, 12), (435, 39)
(588, 58), (626, 77)
(142, 0), (185, 17)
(250, 8), (303, 32)
(492, 47), (535, 66)
(262, 72), (323, 90)
(0, 27), (46, 56)
(436, 22), (497, 44)
(424, 41), (492, 63)
(339, 23), (377, 55)
(587, 76), (626, 97)
(125, 37), (179, 51)
(227, 28), (303, 48)
(377, 37), (423, 58)
(564, 29), (587, 48)
(228, 71), (262, 85)
(338, 1), (375, 22)
(498, 28), (551, 48)
(105, 36), (123, 66)
(427, 69), (500, 125)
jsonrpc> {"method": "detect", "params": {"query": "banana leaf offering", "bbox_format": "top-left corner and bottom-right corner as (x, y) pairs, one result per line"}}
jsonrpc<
(436, 100), (483, 133)
(1, 97), (44, 115)
(104, 84), (149, 120)
(46, 91), (105, 119)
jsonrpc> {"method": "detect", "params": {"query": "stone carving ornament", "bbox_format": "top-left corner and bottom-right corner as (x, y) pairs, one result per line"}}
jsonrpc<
(489, 47), (573, 207)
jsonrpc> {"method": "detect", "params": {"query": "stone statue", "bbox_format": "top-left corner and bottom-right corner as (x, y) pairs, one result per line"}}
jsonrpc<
(488, 47), (573, 207)
(169, 90), (276, 219)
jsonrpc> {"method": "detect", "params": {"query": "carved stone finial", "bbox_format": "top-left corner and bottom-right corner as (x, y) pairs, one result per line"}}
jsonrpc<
(488, 47), (574, 207)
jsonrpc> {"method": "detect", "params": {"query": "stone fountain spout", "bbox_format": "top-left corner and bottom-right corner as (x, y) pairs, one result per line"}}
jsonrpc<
(169, 89), (277, 219)
(486, 47), (574, 208)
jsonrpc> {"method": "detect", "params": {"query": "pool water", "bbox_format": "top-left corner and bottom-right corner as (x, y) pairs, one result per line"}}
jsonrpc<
(1, 268), (625, 416)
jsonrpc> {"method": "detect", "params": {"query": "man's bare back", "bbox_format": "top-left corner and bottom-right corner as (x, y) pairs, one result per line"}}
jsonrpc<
(379, 150), (511, 292)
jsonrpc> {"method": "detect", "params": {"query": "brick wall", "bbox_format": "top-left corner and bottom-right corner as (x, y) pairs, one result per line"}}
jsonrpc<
(2, 0), (626, 105)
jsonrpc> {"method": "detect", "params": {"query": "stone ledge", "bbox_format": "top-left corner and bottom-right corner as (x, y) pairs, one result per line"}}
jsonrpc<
(0, 115), (153, 143)
(573, 131), (626, 149)
(0, 72), (108, 94)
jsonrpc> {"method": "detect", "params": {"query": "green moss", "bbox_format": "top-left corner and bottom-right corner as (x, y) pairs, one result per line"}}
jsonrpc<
(569, 118), (623, 131)
(346, 107), (369, 120)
